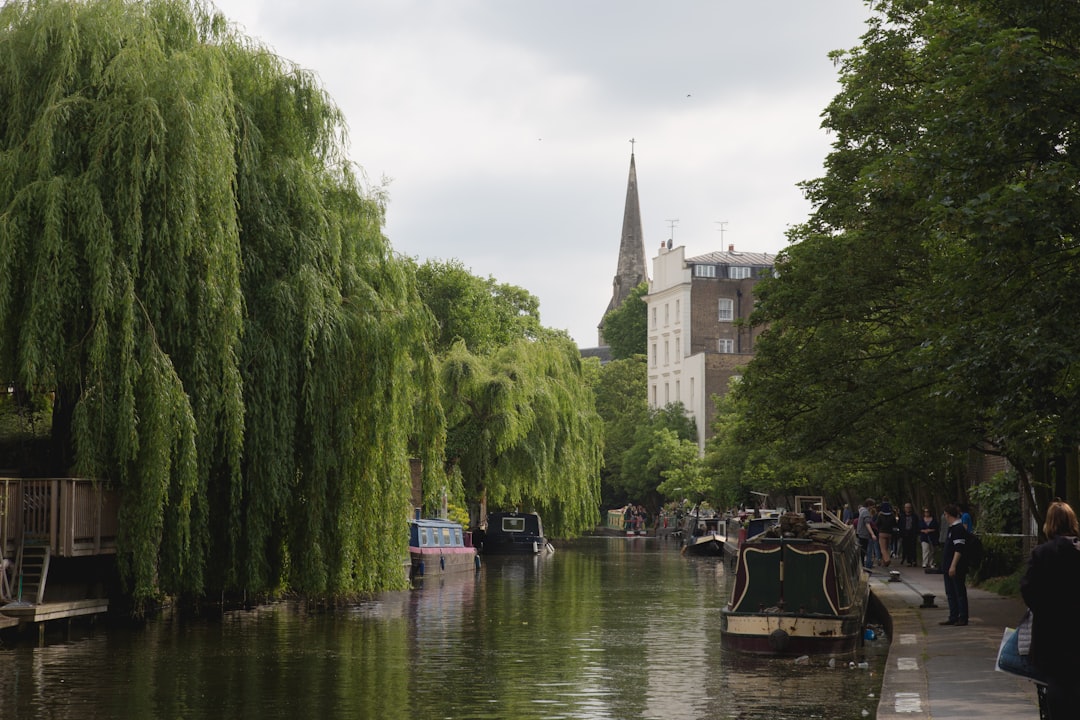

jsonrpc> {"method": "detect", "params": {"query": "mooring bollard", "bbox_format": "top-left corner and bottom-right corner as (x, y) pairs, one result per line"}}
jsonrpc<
(920, 593), (937, 608)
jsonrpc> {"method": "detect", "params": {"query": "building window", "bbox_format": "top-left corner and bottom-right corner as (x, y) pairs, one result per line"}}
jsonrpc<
(664, 340), (669, 364)
(651, 306), (657, 329)
(718, 298), (734, 322)
(729, 266), (751, 279)
(675, 380), (680, 399)
(664, 383), (670, 404)
(664, 303), (669, 325)
(675, 298), (680, 319)
(718, 338), (734, 353)
(694, 264), (716, 278)
(651, 343), (657, 367)
(675, 337), (681, 363)
(651, 384), (657, 406)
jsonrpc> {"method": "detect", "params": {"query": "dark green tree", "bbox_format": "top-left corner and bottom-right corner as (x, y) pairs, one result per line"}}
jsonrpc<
(619, 402), (696, 508)
(589, 355), (648, 507)
(736, 0), (1080, 519)
(601, 282), (648, 359)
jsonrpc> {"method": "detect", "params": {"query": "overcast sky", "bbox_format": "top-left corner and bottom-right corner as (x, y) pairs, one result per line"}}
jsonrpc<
(210, 0), (873, 348)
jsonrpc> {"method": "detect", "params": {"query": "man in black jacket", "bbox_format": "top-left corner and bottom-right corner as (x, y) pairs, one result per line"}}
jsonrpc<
(940, 504), (968, 626)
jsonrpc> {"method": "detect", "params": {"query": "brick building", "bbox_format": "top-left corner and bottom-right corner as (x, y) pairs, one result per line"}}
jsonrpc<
(646, 244), (775, 451)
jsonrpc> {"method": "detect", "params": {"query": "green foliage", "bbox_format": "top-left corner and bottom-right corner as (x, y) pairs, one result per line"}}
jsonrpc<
(440, 334), (602, 537)
(602, 282), (648, 359)
(0, 0), (443, 602)
(969, 471), (1022, 535)
(730, 1), (1080, 512)
(589, 355), (648, 506)
(619, 402), (696, 506)
(653, 429), (707, 500)
(414, 258), (541, 354)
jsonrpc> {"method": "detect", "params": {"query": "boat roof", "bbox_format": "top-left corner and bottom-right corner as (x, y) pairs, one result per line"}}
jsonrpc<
(410, 518), (465, 530)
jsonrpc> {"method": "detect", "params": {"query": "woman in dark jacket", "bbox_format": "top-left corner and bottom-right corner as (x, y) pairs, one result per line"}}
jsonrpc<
(1020, 500), (1080, 718)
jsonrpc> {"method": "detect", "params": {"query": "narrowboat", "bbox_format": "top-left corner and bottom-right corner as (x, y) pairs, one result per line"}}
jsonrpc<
(409, 516), (480, 580)
(478, 511), (554, 555)
(682, 511), (730, 557)
(720, 496), (870, 655)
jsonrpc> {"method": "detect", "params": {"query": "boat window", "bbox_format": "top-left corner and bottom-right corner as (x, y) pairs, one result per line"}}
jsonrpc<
(442, 528), (452, 546)
(431, 529), (440, 546)
(454, 528), (462, 545)
(420, 529), (429, 547)
(502, 516), (526, 533)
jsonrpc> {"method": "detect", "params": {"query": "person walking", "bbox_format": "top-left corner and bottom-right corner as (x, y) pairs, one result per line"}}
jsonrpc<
(1020, 500), (1080, 719)
(876, 501), (896, 567)
(940, 504), (969, 626)
(899, 502), (918, 566)
(918, 506), (938, 569)
(856, 499), (876, 571)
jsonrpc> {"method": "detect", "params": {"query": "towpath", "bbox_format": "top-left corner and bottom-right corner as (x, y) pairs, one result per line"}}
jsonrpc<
(872, 562), (1040, 719)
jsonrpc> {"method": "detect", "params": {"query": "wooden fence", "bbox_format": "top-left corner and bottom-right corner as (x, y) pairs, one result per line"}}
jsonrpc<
(1, 478), (118, 558)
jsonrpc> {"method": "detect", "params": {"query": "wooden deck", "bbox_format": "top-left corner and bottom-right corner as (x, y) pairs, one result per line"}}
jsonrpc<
(1, 598), (109, 624)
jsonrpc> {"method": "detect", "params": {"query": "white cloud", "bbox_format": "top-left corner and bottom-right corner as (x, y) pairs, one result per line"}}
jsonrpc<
(210, 0), (872, 346)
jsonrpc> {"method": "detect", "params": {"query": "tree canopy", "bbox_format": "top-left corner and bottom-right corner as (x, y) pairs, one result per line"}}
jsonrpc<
(413, 258), (541, 354)
(440, 335), (602, 536)
(0, 0), (442, 602)
(723, 0), (1080, 514)
(601, 282), (648, 359)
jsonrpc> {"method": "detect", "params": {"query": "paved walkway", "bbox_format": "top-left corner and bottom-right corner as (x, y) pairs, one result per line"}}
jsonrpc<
(872, 562), (1041, 719)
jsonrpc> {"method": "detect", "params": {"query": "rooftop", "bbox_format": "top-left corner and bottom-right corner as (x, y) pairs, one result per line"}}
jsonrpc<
(687, 250), (776, 267)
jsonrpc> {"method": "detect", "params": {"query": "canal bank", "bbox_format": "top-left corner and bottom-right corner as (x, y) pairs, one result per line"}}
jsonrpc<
(871, 563), (1039, 719)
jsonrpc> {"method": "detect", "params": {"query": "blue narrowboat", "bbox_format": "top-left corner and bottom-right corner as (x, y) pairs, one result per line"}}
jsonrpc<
(409, 517), (480, 580)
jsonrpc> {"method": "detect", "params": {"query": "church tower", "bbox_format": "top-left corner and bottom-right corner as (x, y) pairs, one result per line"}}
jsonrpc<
(598, 150), (649, 345)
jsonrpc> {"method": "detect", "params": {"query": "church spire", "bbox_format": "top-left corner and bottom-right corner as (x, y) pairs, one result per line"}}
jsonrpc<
(598, 146), (649, 345)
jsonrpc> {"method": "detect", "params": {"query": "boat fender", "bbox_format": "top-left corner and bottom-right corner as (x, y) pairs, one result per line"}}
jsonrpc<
(440, 555), (446, 570)
(768, 628), (790, 652)
(415, 561), (425, 578)
(533, 541), (539, 554)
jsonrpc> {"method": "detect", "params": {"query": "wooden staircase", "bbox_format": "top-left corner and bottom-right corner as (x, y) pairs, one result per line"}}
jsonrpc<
(14, 542), (50, 604)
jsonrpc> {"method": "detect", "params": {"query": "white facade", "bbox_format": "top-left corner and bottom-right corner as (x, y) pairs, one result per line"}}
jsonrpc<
(646, 245), (710, 451)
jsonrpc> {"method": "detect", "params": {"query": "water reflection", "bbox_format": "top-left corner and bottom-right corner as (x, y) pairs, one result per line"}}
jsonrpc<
(1, 537), (886, 719)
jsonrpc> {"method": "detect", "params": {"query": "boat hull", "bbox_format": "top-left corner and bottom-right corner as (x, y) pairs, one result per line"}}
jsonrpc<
(409, 547), (480, 577)
(683, 534), (725, 556)
(719, 610), (865, 655)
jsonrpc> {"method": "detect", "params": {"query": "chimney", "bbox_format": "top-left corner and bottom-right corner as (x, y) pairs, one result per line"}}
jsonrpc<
(728, 244), (735, 252)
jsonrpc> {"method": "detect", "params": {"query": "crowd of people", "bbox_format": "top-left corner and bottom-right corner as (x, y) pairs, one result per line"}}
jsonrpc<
(848, 497), (966, 571)
(847, 494), (1080, 718)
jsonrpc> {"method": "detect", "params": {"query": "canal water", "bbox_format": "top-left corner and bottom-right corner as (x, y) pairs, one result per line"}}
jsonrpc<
(2, 536), (887, 719)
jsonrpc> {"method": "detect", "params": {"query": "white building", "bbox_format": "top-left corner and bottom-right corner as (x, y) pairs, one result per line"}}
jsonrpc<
(646, 243), (775, 452)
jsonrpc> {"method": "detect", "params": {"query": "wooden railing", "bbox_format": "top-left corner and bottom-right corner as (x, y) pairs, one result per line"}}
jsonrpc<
(0, 478), (118, 558)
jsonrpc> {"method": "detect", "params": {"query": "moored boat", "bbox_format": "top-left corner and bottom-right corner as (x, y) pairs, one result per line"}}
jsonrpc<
(720, 496), (870, 655)
(409, 516), (480, 580)
(478, 511), (553, 555)
(682, 512), (730, 557)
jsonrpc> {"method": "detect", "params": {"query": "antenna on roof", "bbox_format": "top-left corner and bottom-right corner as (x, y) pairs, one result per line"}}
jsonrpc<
(629, 137), (636, 154)
(666, 218), (679, 242)
(714, 221), (728, 245)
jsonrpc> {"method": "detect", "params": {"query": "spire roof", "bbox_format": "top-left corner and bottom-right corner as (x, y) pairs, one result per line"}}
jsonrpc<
(598, 151), (649, 343)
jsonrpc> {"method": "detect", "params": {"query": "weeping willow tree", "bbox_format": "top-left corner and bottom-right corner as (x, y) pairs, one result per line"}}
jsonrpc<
(440, 334), (603, 537)
(0, 0), (442, 603)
